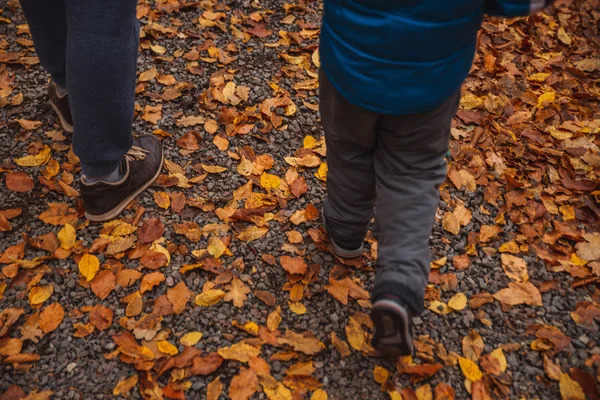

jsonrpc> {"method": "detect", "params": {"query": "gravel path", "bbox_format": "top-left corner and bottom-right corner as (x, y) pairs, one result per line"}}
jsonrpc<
(1, 1), (599, 399)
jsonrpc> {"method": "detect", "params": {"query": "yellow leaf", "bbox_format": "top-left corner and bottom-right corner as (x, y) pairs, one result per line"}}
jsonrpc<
(207, 376), (223, 400)
(460, 93), (484, 110)
(207, 236), (226, 258)
(490, 348), (507, 373)
(260, 173), (281, 191)
(29, 284), (54, 306)
(559, 373), (585, 400)
(288, 301), (306, 315)
(448, 293), (467, 311)
(557, 27), (571, 45)
(157, 340), (178, 355)
(218, 342), (261, 362)
(311, 389), (328, 400)
(428, 300), (452, 315)
(528, 72), (551, 82)
(267, 306), (282, 331)
(238, 226), (269, 242)
(537, 91), (555, 109)
(113, 375), (138, 396)
(233, 320), (259, 336)
(15, 145), (51, 167)
(415, 384), (432, 400)
(459, 356), (482, 382)
(195, 289), (226, 307)
(78, 254), (100, 282)
(181, 331), (203, 346)
(373, 365), (389, 384)
(154, 191), (170, 209)
(58, 224), (76, 250)
(388, 390), (403, 400)
(264, 382), (293, 400)
(303, 135), (317, 149)
(315, 162), (327, 181)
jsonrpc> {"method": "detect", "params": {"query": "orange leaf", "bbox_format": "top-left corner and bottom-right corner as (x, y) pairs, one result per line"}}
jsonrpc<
(229, 368), (258, 400)
(38, 302), (64, 333)
(91, 270), (116, 300)
(167, 281), (191, 314)
(5, 172), (34, 192)
(89, 304), (113, 331)
(280, 256), (307, 275)
(140, 271), (165, 294)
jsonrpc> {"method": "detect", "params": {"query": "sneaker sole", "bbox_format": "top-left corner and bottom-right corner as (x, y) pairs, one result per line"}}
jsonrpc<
(321, 212), (363, 258)
(85, 152), (164, 222)
(371, 300), (413, 356)
(49, 101), (74, 133)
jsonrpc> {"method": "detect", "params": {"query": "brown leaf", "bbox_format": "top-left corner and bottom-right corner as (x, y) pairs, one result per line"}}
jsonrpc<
(229, 368), (258, 400)
(254, 290), (276, 307)
(115, 269), (143, 287)
(91, 270), (116, 300)
(89, 304), (113, 331)
(331, 331), (350, 357)
(167, 281), (191, 314)
(38, 302), (64, 333)
(176, 131), (201, 151)
(5, 172), (34, 192)
(434, 383), (455, 400)
(38, 203), (78, 226)
(0, 338), (23, 356)
(138, 218), (164, 244)
(501, 254), (529, 282)
(462, 330), (484, 362)
(401, 363), (443, 380)
(173, 221), (202, 242)
(140, 271), (165, 294)
(206, 377), (223, 400)
(190, 352), (224, 375)
(279, 256), (307, 275)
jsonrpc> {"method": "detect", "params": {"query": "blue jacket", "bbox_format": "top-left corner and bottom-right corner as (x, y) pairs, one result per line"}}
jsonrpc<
(320, 0), (553, 115)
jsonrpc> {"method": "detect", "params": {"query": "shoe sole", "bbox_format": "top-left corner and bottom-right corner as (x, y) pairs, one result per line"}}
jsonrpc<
(85, 152), (164, 222)
(321, 212), (363, 258)
(371, 300), (413, 356)
(49, 101), (74, 133)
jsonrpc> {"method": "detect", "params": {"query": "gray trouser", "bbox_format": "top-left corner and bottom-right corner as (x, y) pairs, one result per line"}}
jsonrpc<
(320, 72), (460, 314)
(19, 0), (138, 177)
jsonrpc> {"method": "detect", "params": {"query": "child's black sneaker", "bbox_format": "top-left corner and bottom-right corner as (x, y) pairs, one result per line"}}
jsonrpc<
(371, 294), (414, 356)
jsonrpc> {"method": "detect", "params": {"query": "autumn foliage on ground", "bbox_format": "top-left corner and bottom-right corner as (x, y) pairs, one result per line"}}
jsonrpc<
(1, 0), (599, 399)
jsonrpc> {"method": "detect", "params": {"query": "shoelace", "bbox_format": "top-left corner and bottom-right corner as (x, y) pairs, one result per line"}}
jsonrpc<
(124, 146), (149, 163)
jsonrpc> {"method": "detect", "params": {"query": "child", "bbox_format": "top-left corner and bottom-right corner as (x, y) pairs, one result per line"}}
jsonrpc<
(319, 0), (554, 355)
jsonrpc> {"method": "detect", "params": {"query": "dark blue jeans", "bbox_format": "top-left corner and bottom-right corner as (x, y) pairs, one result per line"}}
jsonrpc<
(19, 0), (138, 177)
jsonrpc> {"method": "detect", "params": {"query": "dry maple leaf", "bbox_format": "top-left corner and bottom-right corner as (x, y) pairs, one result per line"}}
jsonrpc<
(224, 277), (251, 308)
(279, 256), (307, 275)
(229, 368), (259, 400)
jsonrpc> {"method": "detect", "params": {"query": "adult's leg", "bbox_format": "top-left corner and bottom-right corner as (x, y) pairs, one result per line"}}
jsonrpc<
(372, 91), (460, 314)
(65, 0), (138, 178)
(319, 70), (378, 249)
(19, 0), (68, 88)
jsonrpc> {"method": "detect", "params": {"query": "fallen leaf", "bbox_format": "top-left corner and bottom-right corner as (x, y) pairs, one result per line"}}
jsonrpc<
(559, 373), (585, 400)
(459, 356), (482, 382)
(218, 342), (261, 363)
(167, 281), (191, 314)
(224, 277), (251, 308)
(113, 375), (138, 396)
(280, 256), (307, 275)
(207, 376), (223, 400)
(5, 172), (34, 192)
(29, 285), (53, 306)
(230, 368), (258, 400)
(89, 304), (113, 331)
(448, 293), (467, 311)
(181, 331), (203, 347)
(195, 289), (226, 307)
(493, 282), (542, 306)
(501, 254), (529, 282)
(79, 254), (100, 282)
